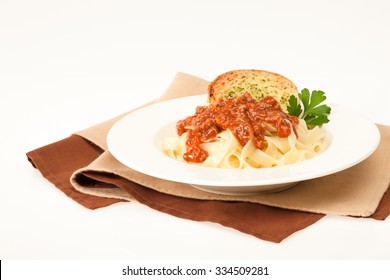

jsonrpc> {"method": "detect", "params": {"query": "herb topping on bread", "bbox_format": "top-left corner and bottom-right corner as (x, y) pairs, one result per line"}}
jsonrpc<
(208, 69), (299, 111)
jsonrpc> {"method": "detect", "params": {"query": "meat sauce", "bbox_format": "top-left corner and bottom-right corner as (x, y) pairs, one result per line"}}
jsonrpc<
(176, 93), (299, 163)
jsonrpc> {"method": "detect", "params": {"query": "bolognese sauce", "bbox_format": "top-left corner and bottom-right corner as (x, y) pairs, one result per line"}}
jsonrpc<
(176, 93), (299, 163)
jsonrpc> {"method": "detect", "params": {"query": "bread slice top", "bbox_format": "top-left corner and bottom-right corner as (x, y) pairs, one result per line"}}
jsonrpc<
(208, 69), (298, 111)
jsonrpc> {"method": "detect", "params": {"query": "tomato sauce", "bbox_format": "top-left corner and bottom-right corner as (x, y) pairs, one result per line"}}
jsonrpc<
(176, 93), (299, 163)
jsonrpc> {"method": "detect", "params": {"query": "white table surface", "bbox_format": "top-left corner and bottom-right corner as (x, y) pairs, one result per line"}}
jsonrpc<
(1, 0), (389, 260)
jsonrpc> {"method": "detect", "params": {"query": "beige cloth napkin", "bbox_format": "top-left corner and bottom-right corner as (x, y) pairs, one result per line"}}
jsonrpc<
(72, 72), (390, 217)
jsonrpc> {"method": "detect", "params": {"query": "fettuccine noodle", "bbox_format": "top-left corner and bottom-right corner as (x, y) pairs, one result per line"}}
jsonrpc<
(162, 93), (327, 169)
(163, 119), (326, 169)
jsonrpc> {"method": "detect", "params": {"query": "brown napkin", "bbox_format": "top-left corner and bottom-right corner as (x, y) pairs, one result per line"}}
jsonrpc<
(27, 135), (324, 242)
(27, 72), (390, 243)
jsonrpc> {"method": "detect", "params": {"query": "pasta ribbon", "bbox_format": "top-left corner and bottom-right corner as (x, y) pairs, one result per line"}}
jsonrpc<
(162, 120), (327, 169)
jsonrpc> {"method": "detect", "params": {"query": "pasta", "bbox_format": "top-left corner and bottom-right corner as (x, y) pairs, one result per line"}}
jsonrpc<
(163, 119), (327, 169)
(162, 93), (328, 169)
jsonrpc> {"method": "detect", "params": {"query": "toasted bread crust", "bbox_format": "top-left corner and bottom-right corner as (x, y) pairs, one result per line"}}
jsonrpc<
(208, 69), (298, 111)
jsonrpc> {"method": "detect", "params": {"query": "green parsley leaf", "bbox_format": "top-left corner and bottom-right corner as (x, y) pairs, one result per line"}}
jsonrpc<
(287, 95), (302, 117)
(287, 88), (331, 128)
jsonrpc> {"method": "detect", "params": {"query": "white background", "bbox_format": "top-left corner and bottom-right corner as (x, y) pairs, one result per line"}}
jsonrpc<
(1, 0), (390, 261)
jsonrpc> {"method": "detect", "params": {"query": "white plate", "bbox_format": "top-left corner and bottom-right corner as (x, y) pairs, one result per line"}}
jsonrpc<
(107, 94), (380, 195)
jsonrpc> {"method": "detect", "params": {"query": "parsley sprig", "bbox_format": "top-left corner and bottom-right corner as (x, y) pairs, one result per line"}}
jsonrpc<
(287, 88), (331, 128)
